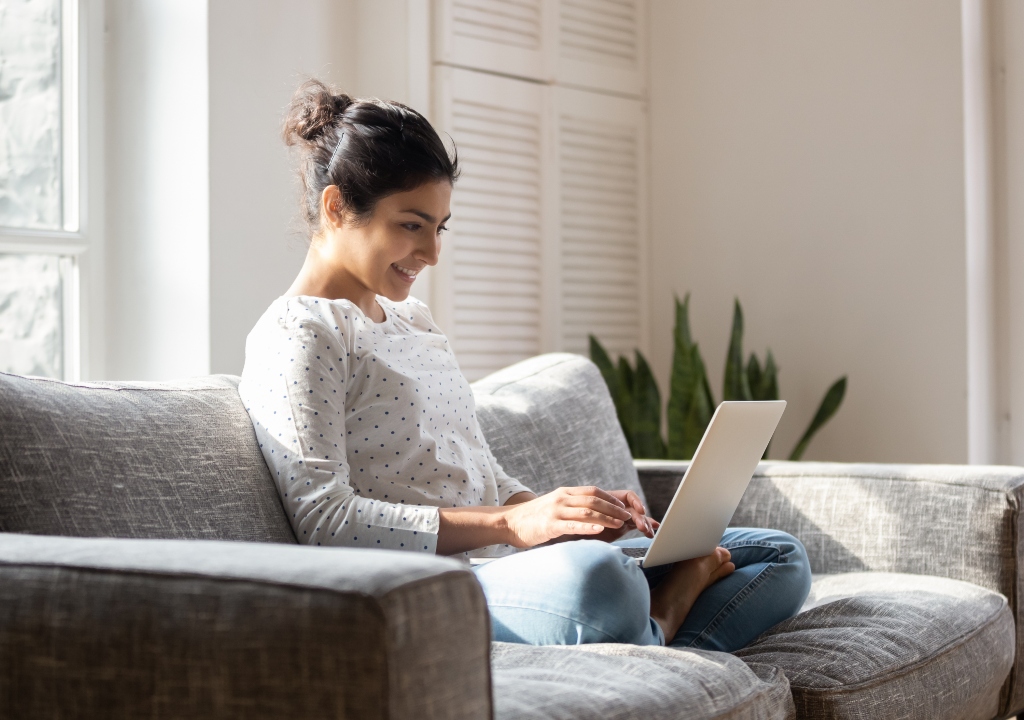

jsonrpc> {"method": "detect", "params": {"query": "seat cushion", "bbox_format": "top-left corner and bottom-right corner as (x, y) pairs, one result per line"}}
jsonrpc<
(735, 572), (1014, 720)
(472, 354), (647, 509)
(0, 372), (295, 543)
(491, 642), (794, 720)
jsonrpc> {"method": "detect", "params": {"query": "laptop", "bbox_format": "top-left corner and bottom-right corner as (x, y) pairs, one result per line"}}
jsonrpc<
(469, 401), (785, 568)
(618, 400), (786, 567)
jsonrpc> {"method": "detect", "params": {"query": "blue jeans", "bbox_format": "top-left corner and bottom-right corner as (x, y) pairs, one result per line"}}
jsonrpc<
(472, 528), (812, 652)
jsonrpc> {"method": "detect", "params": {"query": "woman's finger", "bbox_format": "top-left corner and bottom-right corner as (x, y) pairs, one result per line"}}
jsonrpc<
(575, 495), (632, 522)
(559, 504), (626, 528)
(561, 519), (607, 535)
(565, 485), (626, 509)
(621, 491), (650, 532)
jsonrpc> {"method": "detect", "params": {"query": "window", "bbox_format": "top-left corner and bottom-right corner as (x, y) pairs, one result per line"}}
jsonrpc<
(0, 0), (82, 379)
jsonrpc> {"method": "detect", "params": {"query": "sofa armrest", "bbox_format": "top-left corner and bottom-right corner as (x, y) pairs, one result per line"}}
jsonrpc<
(0, 534), (491, 720)
(636, 459), (1024, 715)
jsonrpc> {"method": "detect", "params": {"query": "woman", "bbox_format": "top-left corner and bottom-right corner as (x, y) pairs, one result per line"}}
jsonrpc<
(239, 79), (811, 651)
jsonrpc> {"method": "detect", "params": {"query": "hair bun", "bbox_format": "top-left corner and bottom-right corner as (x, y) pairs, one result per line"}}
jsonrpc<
(282, 79), (351, 146)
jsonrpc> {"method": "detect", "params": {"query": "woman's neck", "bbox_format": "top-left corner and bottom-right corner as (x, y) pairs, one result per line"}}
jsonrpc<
(284, 246), (385, 322)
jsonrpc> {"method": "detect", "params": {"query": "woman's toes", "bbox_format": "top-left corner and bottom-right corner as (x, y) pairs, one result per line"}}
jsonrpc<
(711, 561), (735, 583)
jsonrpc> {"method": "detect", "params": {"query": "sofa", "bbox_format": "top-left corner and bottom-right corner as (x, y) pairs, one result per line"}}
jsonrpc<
(0, 352), (1019, 720)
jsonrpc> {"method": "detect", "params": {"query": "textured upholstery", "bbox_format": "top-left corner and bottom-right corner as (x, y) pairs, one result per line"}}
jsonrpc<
(737, 573), (1014, 720)
(3, 361), (1023, 720)
(638, 460), (1024, 718)
(491, 643), (794, 720)
(473, 354), (647, 506)
(0, 533), (492, 720)
(0, 372), (296, 543)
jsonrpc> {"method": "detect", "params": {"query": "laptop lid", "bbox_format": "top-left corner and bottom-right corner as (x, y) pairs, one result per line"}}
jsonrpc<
(641, 401), (786, 568)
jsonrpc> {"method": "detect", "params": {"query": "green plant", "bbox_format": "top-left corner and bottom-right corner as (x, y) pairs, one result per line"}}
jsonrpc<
(590, 294), (847, 460)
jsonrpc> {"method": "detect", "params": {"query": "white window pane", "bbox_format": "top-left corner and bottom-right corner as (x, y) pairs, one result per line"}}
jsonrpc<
(0, 253), (64, 378)
(0, 0), (63, 230)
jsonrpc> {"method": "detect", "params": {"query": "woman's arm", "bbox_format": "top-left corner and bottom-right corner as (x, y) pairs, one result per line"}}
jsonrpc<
(436, 486), (636, 555)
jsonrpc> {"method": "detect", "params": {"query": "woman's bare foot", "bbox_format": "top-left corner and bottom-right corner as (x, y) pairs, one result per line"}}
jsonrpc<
(649, 547), (735, 642)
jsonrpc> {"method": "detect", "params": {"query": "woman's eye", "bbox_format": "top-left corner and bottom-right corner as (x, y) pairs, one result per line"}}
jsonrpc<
(402, 223), (422, 232)
(438, 225), (449, 234)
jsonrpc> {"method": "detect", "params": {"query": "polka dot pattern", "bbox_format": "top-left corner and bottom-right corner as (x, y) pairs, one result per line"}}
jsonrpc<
(239, 294), (533, 559)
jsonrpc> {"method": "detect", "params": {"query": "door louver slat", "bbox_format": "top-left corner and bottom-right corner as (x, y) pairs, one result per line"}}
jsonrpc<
(559, 107), (642, 361)
(444, 84), (546, 379)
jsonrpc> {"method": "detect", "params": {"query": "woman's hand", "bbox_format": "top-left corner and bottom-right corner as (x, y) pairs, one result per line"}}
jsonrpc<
(501, 486), (638, 549)
(588, 489), (658, 542)
(543, 489), (658, 545)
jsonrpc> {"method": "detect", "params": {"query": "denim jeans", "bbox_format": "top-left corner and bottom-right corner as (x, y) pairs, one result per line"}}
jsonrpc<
(472, 528), (812, 652)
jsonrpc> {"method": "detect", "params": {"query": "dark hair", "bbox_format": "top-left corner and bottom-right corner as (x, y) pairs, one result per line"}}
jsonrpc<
(282, 79), (459, 233)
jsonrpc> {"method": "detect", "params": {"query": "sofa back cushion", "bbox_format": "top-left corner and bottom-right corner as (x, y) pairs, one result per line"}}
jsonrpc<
(472, 353), (647, 508)
(0, 372), (296, 543)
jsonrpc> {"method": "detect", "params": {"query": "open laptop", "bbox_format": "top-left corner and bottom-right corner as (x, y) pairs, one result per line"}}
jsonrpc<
(618, 400), (786, 567)
(470, 401), (785, 568)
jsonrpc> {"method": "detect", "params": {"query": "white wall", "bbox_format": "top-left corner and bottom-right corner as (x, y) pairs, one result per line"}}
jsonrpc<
(104, 0), (210, 380)
(103, 0), (426, 379)
(208, 0), (357, 375)
(648, 0), (968, 463)
(995, 0), (1024, 464)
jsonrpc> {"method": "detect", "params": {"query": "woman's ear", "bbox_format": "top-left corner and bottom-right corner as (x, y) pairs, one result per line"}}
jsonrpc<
(321, 185), (345, 229)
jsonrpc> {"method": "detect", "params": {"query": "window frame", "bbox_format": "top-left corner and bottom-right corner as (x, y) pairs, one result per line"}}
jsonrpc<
(0, 0), (98, 381)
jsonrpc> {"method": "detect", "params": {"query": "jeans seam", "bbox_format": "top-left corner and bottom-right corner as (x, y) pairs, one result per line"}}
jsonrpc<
(683, 551), (784, 650)
(687, 564), (774, 649)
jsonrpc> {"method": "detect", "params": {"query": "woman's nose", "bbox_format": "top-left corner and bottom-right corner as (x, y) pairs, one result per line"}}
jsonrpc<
(419, 235), (441, 266)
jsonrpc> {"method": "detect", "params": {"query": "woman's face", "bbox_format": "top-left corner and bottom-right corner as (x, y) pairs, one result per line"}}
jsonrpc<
(324, 180), (452, 304)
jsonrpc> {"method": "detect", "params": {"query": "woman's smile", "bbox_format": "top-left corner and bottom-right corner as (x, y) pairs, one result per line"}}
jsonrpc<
(391, 262), (420, 283)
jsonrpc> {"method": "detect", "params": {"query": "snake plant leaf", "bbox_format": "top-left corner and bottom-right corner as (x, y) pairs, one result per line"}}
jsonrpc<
(590, 335), (633, 446)
(724, 299), (752, 401)
(667, 295), (698, 459)
(752, 350), (781, 458)
(747, 353), (763, 399)
(675, 292), (694, 347)
(589, 335), (619, 401)
(748, 350), (780, 402)
(630, 351), (666, 458)
(681, 347), (713, 458)
(617, 355), (635, 397)
(788, 376), (847, 461)
(701, 365), (716, 412)
(616, 355), (636, 451)
(761, 350), (779, 401)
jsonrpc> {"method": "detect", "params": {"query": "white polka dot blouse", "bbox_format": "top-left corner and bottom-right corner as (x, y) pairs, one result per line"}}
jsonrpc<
(239, 294), (533, 559)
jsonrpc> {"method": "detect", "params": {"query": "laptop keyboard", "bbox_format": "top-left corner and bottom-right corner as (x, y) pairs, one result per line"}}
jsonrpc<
(619, 547), (648, 559)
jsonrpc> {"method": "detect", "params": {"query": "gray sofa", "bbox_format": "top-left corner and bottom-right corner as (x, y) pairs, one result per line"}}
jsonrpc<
(0, 352), (1019, 720)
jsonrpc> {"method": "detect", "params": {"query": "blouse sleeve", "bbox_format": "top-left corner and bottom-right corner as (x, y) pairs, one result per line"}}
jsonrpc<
(242, 318), (441, 553)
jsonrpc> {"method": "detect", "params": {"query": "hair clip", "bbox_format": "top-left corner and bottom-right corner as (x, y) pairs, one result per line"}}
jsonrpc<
(326, 131), (346, 176)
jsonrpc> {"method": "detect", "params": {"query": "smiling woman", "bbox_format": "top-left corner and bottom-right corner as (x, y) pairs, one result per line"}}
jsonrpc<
(237, 77), (810, 655)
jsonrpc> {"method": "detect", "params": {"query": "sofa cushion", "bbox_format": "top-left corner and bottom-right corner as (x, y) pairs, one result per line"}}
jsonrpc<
(736, 572), (1014, 720)
(472, 354), (647, 510)
(0, 372), (295, 543)
(491, 642), (794, 720)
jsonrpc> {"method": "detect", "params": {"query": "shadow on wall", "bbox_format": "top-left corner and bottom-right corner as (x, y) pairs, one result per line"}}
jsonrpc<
(638, 466), (867, 575)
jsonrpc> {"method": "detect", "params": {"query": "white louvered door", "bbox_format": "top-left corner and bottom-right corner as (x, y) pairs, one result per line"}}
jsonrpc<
(431, 0), (648, 379)
(557, 0), (647, 96)
(555, 86), (648, 360)
(432, 66), (555, 381)
(434, 0), (555, 82)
